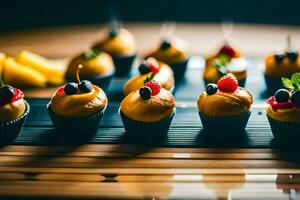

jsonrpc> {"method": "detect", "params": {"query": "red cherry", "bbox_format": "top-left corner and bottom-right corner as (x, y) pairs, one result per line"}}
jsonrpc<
(219, 44), (236, 58)
(148, 63), (160, 75)
(144, 80), (161, 96)
(0, 88), (24, 105)
(55, 86), (65, 96)
(267, 96), (296, 111)
(217, 74), (238, 93)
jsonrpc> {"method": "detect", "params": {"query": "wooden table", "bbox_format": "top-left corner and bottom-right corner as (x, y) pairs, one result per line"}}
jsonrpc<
(1, 23), (300, 200)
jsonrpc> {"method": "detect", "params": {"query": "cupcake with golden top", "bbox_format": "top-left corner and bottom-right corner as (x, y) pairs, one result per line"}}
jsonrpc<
(0, 76), (30, 144)
(120, 75), (175, 138)
(144, 37), (189, 81)
(204, 44), (247, 87)
(198, 74), (253, 139)
(65, 48), (114, 92)
(48, 65), (107, 136)
(264, 36), (300, 93)
(93, 21), (137, 77)
(124, 57), (174, 96)
(266, 72), (300, 141)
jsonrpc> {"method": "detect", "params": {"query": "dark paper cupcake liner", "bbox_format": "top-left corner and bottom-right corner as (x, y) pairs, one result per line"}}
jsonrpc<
(264, 74), (283, 94)
(119, 108), (175, 140)
(204, 77), (246, 87)
(267, 115), (300, 142)
(112, 53), (137, 77)
(47, 104), (106, 138)
(65, 71), (114, 93)
(0, 101), (30, 144)
(170, 59), (189, 81)
(199, 111), (251, 140)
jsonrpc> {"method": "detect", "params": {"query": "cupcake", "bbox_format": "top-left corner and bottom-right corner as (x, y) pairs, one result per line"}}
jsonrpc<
(0, 76), (30, 144)
(65, 48), (115, 93)
(264, 46), (300, 93)
(120, 77), (175, 139)
(198, 74), (253, 139)
(48, 65), (107, 138)
(144, 37), (189, 81)
(93, 26), (137, 77)
(124, 57), (174, 96)
(203, 44), (247, 87)
(266, 72), (300, 141)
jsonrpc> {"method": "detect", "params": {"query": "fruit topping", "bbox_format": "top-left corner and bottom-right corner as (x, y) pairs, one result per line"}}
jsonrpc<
(144, 80), (161, 96)
(138, 58), (160, 75)
(64, 83), (78, 95)
(139, 86), (152, 100)
(78, 80), (93, 93)
(0, 85), (14, 100)
(267, 96), (295, 111)
(219, 44), (236, 58)
(274, 53), (285, 64)
(138, 62), (151, 75)
(274, 89), (290, 103)
(286, 49), (299, 62)
(160, 40), (172, 50)
(291, 91), (300, 106)
(148, 62), (160, 75)
(206, 83), (218, 95)
(55, 86), (65, 97)
(217, 74), (238, 93)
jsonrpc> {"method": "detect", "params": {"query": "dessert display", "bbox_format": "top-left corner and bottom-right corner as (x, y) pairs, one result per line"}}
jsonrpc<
(47, 65), (107, 136)
(92, 23), (137, 77)
(203, 44), (247, 87)
(124, 57), (174, 96)
(264, 36), (300, 93)
(144, 36), (189, 81)
(198, 74), (253, 139)
(65, 48), (115, 92)
(0, 76), (30, 143)
(266, 72), (300, 140)
(0, 51), (64, 88)
(120, 75), (175, 138)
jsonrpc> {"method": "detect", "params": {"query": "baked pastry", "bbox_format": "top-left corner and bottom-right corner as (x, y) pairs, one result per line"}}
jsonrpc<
(124, 57), (174, 96)
(120, 77), (175, 138)
(65, 48), (114, 92)
(0, 76), (30, 144)
(266, 72), (300, 141)
(48, 65), (107, 138)
(198, 74), (253, 139)
(144, 37), (189, 81)
(203, 44), (247, 87)
(93, 26), (137, 77)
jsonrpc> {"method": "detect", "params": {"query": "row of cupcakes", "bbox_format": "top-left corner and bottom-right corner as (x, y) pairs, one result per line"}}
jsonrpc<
(1, 66), (300, 144)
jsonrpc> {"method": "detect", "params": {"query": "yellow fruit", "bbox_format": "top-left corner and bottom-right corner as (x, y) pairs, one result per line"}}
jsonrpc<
(16, 50), (64, 85)
(2, 57), (47, 88)
(0, 52), (6, 76)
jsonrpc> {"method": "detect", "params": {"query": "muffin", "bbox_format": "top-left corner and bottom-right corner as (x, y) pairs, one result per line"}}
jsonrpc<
(93, 27), (137, 77)
(144, 37), (189, 81)
(0, 77), (30, 144)
(203, 44), (247, 87)
(120, 78), (175, 139)
(266, 72), (300, 141)
(198, 74), (253, 139)
(265, 48), (300, 93)
(65, 48), (114, 93)
(124, 57), (174, 96)
(48, 65), (107, 137)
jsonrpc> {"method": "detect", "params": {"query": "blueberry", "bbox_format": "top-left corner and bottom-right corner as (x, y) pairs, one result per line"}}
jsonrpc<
(0, 85), (14, 99)
(275, 89), (290, 103)
(138, 62), (151, 75)
(64, 82), (78, 95)
(109, 29), (119, 38)
(286, 49), (299, 62)
(291, 91), (300, 106)
(206, 83), (218, 95)
(160, 40), (171, 50)
(274, 53), (285, 64)
(78, 80), (93, 93)
(139, 86), (152, 100)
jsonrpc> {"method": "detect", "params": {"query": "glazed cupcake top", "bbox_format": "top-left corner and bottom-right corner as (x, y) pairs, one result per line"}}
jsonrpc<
(49, 65), (107, 117)
(0, 77), (26, 123)
(66, 49), (114, 77)
(266, 73), (300, 123)
(144, 37), (188, 65)
(93, 28), (136, 56)
(198, 74), (253, 116)
(124, 58), (174, 95)
(121, 77), (175, 122)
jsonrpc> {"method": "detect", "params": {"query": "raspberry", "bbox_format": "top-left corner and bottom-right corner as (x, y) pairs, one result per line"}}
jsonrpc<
(148, 62), (160, 75)
(55, 86), (65, 96)
(219, 44), (236, 58)
(144, 80), (161, 96)
(217, 74), (238, 93)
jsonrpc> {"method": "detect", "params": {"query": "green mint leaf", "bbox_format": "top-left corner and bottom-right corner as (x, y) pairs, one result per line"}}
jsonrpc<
(83, 48), (101, 60)
(144, 73), (155, 84)
(282, 77), (294, 90)
(213, 54), (230, 75)
(291, 73), (300, 90)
